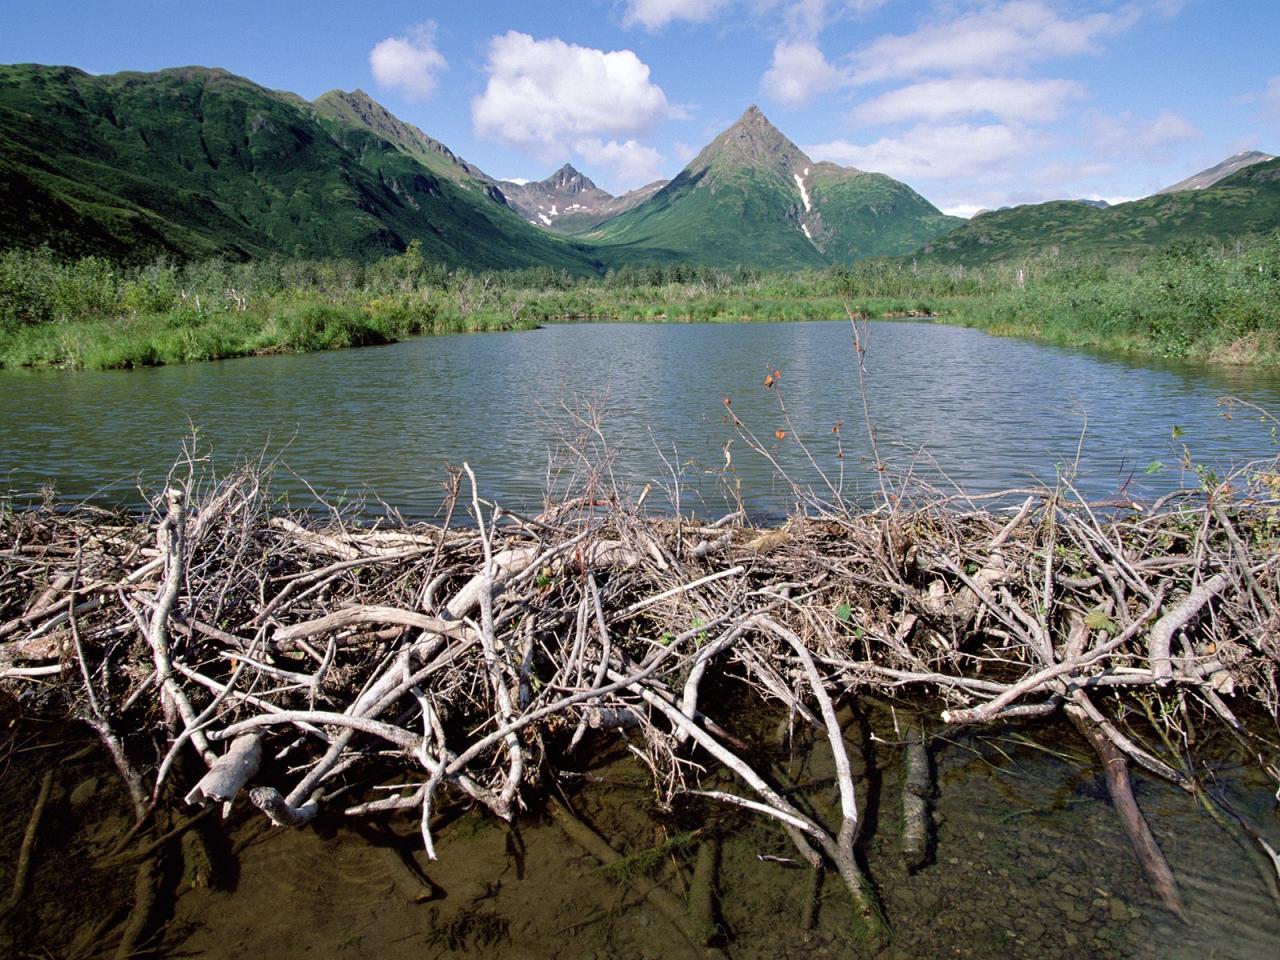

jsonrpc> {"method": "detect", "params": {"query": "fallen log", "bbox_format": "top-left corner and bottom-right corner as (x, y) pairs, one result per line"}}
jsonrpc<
(901, 717), (931, 872)
(0, 768), (55, 921)
(1066, 704), (1189, 921)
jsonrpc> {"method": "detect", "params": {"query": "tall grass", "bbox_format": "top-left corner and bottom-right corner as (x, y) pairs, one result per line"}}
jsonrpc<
(946, 235), (1280, 362)
(2, 232), (1277, 369)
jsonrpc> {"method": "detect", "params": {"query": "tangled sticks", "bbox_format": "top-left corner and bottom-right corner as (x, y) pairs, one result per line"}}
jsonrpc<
(2, 457), (1279, 946)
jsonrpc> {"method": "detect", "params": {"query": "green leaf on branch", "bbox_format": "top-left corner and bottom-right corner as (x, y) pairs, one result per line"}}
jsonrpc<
(1085, 608), (1116, 633)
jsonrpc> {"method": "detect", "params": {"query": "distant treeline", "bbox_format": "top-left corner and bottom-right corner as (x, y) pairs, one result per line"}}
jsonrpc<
(2, 232), (1278, 369)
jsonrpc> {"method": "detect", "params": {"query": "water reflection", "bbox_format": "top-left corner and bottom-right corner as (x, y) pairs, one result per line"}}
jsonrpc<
(1, 321), (1278, 518)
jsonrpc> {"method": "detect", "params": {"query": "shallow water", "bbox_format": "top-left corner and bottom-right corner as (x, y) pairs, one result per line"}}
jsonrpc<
(2, 321), (1279, 518)
(2, 701), (1276, 959)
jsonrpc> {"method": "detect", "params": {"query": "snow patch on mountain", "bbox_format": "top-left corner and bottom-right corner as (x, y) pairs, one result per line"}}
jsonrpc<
(794, 172), (812, 213)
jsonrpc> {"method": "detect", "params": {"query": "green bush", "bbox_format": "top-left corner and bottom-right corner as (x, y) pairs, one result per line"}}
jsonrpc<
(121, 262), (181, 314)
(3, 231), (1279, 368)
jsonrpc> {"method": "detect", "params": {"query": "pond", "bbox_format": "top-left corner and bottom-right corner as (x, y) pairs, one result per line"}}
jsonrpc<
(2, 322), (1279, 958)
(2, 320), (1279, 518)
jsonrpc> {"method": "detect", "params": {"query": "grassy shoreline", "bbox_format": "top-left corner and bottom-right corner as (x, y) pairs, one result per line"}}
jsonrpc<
(0, 294), (949, 371)
(2, 233), (1277, 370)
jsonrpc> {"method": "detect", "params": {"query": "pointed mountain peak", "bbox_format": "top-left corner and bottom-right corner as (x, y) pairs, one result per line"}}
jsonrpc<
(541, 163), (600, 194)
(496, 163), (617, 228)
(724, 104), (787, 142)
(686, 104), (809, 180)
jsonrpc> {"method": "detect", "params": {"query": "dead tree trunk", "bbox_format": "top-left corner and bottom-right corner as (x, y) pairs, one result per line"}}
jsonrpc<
(1067, 706), (1189, 921)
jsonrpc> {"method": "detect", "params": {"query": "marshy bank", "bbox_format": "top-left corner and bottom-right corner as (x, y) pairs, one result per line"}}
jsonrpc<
(1, 446), (1277, 957)
(2, 232), (1277, 370)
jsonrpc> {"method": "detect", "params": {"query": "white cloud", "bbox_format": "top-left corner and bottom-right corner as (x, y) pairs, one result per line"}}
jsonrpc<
(623, 0), (729, 30)
(761, 40), (846, 107)
(784, 0), (831, 38)
(1144, 110), (1200, 146)
(369, 21), (447, 101)
(1036, 160), (1114, 182)
(673, 141), (699, 163)
(787, 0), (876, 38)
(472, 32), (678, 154)
(800, 2), (1178, 200)
(1251, 75), (1280, 118)
(624, 0), (888, 35)
(853, 77), (1085, 125)
(1088, 108), (1201, 157)
(945, 183), (1144, 215)
(575, 138), (666, 190)
(807, 123), (1040, 181)
(843, 1), (890, 14)
(759, 0), (890, 40)
(850, 1), (1139, 86)
(1233, 75), (1280, 125)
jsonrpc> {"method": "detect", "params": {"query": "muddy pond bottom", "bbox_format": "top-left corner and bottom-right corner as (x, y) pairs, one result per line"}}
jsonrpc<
(8, 713), (1273, 960)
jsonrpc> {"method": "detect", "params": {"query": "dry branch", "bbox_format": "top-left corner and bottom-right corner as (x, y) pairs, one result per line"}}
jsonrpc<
(2, 451), (1278, 944)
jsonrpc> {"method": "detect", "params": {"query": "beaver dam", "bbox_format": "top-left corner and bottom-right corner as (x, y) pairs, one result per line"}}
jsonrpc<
(1, 442), (1278, 958)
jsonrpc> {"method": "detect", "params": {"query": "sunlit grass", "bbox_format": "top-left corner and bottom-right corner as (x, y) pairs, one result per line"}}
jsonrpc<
(2, 231), (1277, 369)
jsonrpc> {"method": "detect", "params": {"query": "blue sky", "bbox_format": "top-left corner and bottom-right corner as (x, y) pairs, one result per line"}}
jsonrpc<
(2, 1), (1278, 215)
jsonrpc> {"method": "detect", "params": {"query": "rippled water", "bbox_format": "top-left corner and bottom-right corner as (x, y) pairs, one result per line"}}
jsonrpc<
(2, 320), (1279, 517)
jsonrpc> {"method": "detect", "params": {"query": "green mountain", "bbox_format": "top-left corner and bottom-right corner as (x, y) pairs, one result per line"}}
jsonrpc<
(27, 63), (1273, 275)
(0, 64), (600, 270)
(921, 157), (1280, 265)
(310, 88), (497, 191)
(802, 162), (962, 262)
(580, 106), (960, 268)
